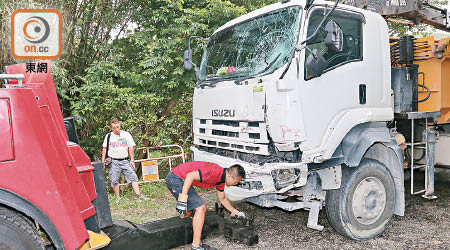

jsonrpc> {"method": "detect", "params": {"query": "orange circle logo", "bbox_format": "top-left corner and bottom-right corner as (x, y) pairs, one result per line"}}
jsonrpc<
(23, 16), (50, 43)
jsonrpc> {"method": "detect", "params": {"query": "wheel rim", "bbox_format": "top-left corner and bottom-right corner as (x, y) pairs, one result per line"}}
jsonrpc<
(352, 177), (386, 225)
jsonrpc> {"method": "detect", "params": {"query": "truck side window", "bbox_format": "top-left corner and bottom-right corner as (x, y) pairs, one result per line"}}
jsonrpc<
(305, 8), (363, 79)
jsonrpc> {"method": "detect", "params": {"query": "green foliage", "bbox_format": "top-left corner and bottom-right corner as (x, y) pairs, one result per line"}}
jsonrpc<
(61, 0), (273, 158)
(387, 0), (448, 37)
(388, 22), (433, 37)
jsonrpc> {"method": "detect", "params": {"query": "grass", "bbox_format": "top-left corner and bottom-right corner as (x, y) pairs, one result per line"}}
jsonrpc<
(109, 182), (217, 224)
(108, 152), (217, 224)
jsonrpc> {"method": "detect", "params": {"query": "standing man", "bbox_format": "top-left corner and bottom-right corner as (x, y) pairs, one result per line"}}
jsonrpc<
(102, 117), (147, 204)
(165, 161), (247, 250)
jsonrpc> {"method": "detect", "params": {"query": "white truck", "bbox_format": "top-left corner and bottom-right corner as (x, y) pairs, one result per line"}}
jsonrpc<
(184, 0), (448, 240)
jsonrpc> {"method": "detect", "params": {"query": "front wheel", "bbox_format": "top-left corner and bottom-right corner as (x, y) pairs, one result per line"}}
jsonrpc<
(325, 159), (396, 240)
(0, 206), (45, 250)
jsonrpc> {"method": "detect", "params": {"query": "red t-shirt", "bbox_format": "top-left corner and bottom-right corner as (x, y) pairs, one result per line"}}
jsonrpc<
(172, 161), (226, 191)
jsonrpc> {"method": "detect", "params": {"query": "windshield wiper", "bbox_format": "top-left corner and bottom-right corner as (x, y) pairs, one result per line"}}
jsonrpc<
(202, 74), (221, 80)
(198, 72), (246, 88)
(256, 53), (281, 76)
(234, 54), (282, 85)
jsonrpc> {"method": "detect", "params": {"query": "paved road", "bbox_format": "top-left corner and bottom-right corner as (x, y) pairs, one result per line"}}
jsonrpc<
(178, 169), (450, 250)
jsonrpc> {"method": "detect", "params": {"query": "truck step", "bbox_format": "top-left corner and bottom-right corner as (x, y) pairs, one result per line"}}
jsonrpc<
(413, 164), (426, 170)
(412, 189), (426, 195)
(406, 142), (426, 146)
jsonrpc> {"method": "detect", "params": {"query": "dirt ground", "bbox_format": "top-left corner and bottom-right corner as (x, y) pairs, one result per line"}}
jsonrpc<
(110, 169), (450, 250)
(176, 169), (450, 250)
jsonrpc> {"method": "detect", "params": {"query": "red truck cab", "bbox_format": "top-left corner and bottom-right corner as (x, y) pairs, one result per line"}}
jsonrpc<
(0, 62), (97, 250)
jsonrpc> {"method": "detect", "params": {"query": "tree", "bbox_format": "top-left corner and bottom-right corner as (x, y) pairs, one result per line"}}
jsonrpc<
(70, 0), (276, 157)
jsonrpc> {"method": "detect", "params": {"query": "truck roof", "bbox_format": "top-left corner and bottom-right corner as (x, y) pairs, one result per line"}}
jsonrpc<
(213, 0), (383, 35)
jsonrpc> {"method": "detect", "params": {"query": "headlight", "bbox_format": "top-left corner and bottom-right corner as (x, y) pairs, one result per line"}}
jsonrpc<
(271, 168), (299, 190)
(238, 180), (263, 190)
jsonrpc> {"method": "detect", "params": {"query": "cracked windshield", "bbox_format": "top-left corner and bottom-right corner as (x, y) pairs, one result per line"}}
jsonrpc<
(199, 6), (302, 82)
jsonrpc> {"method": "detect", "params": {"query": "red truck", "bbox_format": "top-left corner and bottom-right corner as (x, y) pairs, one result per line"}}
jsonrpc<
(0, 62), (101, 249)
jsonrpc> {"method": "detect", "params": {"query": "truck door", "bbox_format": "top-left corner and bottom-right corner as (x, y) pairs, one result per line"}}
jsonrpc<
(300, 7), (366, 150)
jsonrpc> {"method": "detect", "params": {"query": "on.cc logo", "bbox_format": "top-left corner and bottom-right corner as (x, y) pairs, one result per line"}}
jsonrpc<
(11, 9), (62, 59)
(23, 16), (50, 44)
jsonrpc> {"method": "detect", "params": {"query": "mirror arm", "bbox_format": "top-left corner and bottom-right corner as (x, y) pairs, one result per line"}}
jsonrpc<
(280, 43), (306, 79)
(281, 0), (339, 80)
(188, 36), (209, 50)
(301, 0), (339, 46)
(304, 46), (317, 59)
(186, 36), (209, 81)
(194, 67), (200, 80)
(280, 50), (296, 79)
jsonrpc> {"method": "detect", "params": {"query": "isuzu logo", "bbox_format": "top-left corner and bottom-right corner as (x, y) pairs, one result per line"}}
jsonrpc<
(386, 0), (407, 6)
(212, 109), (235, 117)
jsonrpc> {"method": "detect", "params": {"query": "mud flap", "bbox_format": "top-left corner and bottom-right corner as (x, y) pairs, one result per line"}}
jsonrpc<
(78, 230), (111, 250)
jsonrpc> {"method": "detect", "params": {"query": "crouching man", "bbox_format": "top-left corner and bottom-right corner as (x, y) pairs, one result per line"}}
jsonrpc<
(165, 161), (247, 250)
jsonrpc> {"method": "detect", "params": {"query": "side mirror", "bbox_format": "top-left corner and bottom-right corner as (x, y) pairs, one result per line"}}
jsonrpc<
(306, 49), (328, 77)
(324, 20), (343, 53)
(184, 49), (193, 71)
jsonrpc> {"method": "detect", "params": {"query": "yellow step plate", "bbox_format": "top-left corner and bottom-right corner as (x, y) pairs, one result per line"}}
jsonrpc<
(79, 230), (111, 250)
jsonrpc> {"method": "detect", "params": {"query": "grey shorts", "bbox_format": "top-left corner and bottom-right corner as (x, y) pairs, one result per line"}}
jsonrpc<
(165, 172), (204, 211)
(108, 159), (138, 187)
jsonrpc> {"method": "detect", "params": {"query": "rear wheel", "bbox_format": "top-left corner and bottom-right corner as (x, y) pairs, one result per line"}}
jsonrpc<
(0, 206), (45, 250)
(325, 159), (396, 240)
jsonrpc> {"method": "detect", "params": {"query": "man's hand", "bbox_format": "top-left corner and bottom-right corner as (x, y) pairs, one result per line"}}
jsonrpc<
(130, 161), (135, 169)
(231, 210), (247, 219)
(235, 211), (247, 219)
(176, 193), (188, 215)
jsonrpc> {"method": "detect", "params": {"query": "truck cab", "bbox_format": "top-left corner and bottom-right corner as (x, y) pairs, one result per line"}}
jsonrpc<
(188, 0), (405, 240)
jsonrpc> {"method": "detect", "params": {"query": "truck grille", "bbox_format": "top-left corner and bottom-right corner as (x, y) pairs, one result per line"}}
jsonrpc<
(194, 119), (269, 155)
(196, 144), (302, 166)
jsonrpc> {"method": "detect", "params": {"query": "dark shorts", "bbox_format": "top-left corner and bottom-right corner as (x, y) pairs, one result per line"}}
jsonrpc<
(165, 172), (204, 211)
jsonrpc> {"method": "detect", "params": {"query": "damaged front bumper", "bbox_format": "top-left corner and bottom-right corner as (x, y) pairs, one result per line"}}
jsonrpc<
(191, 146), (308, 201)
(192, 146), (326, 231)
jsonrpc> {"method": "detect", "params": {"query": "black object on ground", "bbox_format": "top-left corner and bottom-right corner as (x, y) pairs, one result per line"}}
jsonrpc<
(217, 202), (259, 246)
(101, 211), (224, 250)
(224, 220), (259, 246)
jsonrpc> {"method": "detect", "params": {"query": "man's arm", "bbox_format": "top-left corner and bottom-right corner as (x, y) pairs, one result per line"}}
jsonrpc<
(175, 171), (201, 215)
(128, 146), (135, 168)
(180, 171), (200, 197)
(217, 190), (240, 217)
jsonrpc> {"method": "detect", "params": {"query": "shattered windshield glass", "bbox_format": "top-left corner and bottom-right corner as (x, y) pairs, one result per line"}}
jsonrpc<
(199, 6), (302, 82)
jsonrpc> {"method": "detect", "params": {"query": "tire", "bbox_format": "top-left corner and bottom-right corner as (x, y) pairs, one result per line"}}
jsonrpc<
(325, 159), (396, 240)
(0, 206), (45, 250)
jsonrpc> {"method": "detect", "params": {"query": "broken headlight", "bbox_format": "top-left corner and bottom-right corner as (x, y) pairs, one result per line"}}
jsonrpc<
(238, 180), (263, 190)
(271, 168), (299, 190)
